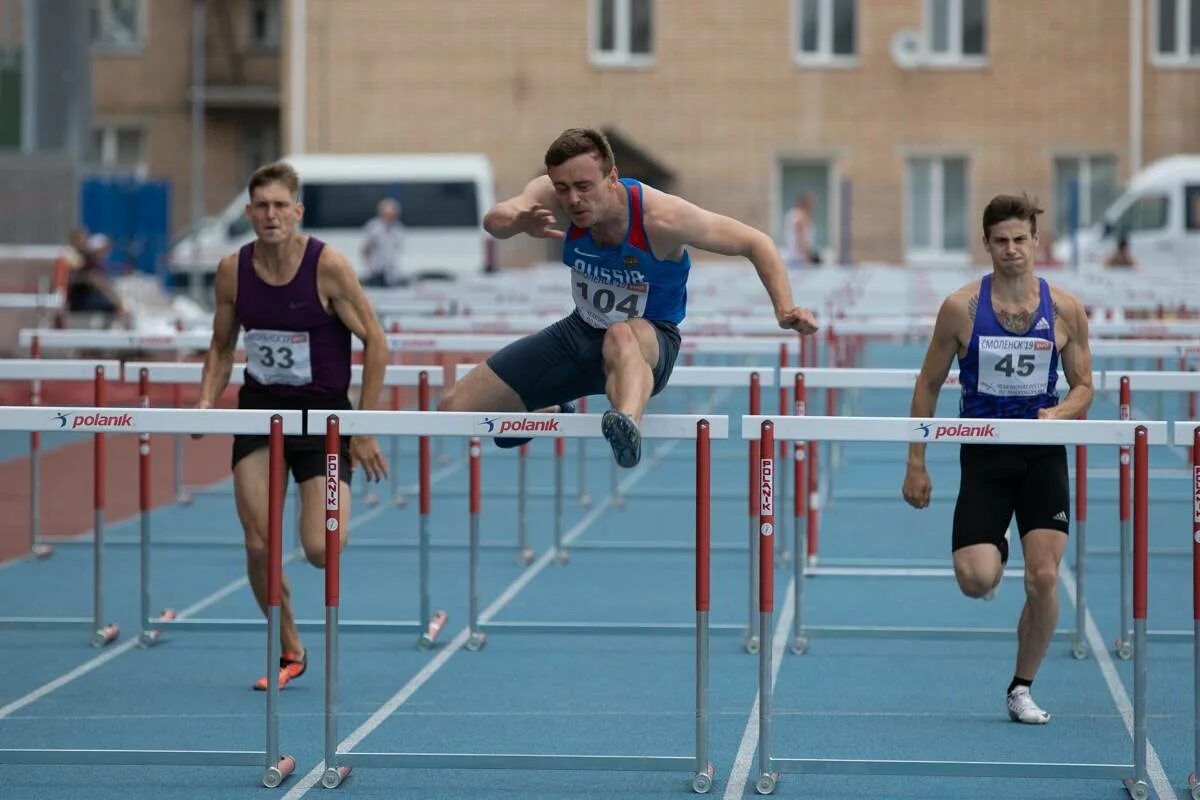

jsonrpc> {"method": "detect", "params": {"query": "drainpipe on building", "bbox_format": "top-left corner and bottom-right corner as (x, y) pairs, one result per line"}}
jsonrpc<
(190, 0), (205, 303)
(288, 0), (307, 154)
(1129, 0), (1143, 175)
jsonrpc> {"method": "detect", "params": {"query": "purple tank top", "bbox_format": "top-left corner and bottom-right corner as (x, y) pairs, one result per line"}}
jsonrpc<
(235, 236), (351, 398)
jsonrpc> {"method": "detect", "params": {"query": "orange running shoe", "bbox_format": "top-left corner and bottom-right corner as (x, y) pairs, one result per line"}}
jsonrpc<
(253, 649), (307, 691)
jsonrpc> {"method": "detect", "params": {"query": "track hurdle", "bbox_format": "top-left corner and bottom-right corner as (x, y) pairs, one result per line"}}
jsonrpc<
(315, 409), (720, 793)
(0, 407), (299, 787)
(743, 415), (1163, 798)
(1188, 424), (1200, 800)
(0, 360), (122, 645)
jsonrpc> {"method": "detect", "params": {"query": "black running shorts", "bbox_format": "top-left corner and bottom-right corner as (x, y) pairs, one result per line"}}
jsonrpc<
(485, 311), (682, 411)
(951, 443), (1070, 559)
(231, 383), (353, 484)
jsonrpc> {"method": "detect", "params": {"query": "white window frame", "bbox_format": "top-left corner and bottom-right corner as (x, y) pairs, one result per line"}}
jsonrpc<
(904, 154), (970, 265)
(248, 0), (282, 50)
(792, 0), (858, 68)
(589, 0), (655, 69)
(92, 123), (148, 177)
(1151, 0), (1200, 68)
(923, 0), (987, 68)
(1053, 153), (1118, 232)
(91, 0), (147, 54)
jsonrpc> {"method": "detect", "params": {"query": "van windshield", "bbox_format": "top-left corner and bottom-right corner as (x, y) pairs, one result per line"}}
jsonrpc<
(301, 181), (480, 229)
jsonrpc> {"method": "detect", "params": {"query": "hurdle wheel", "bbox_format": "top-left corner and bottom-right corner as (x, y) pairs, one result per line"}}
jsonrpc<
(1115, 640), (1133, 660)
(1070, 641), (1088, 660)
(553, 549), (571, 565)
(789, 636), (808, 656)
(517, 547), (536, 566)
(32, 543), (54, 559)
(1123, 778), (1148, 800)
(322, 765), (351, 789)
(393, 492), (409, 508)
(579, 493), (593, 508)
(744, 634), (760, 655)
(691, 769), (713, 794)
(755, 772), (777, 795)
(466, 632), (488, 652)
(92, 624), (119, 647)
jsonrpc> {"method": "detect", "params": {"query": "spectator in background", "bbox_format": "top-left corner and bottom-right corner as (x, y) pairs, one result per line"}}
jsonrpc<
(1104, 235), (1136, 269)
(361, 197), (405, 287)
(66, 233), (126, 321)
(783, 193), (820, 268)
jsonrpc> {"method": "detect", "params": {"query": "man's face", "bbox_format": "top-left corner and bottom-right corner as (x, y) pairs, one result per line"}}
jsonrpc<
(246, 182), (303, 244)
(547, 153), (617, 228)
(984, 218), (1037, 275)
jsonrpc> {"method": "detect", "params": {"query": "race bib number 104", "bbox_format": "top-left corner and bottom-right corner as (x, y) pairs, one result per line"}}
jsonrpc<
(245, 329), (313, 386)
(571, 270), (647, 328)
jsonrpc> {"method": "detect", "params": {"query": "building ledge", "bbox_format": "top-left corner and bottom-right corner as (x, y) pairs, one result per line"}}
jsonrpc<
(203, 85), (279, 109)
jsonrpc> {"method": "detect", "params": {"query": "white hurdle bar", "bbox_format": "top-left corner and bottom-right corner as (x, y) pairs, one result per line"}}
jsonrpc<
(123, 361), (445, 509)
(313, 410), (723, 792)
(122, 366), (449, 650)
(454, 362), (780, 653)
(0, 359), (121, 565)
(741, 415), (1162, 798)
(0, 408), (300, 787)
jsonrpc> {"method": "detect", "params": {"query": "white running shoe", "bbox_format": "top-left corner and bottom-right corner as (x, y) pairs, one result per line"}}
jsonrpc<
(1006, 686), (1050, 724)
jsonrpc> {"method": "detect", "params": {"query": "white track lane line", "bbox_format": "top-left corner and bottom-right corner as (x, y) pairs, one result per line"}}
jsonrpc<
(0, 463), (460, 720)
(723, 578), (795, 799)
(281, 440), (684, 799)
(1060, 562), (1178, 800)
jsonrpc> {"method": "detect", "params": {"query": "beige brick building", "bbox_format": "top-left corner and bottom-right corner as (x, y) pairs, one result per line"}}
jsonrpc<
(78, 0), (1200, 266)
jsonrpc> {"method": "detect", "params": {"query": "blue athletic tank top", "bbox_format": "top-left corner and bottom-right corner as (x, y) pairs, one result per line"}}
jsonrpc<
(958, 274), (1059, 419)
(562, 178), (690, 327)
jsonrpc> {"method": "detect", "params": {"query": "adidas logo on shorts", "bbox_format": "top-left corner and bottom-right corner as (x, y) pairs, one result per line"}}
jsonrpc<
(1034, 317), (1051, 331)
(1053, 511), (1068, 522)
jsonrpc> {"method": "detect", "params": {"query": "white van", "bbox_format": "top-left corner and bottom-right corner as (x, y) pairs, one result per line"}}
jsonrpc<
(168, 153), (496, 280)
(1058, 154), (1200, 271)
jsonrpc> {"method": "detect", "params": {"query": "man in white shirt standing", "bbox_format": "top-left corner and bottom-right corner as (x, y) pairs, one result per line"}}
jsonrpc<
(361, 198), (405, 287)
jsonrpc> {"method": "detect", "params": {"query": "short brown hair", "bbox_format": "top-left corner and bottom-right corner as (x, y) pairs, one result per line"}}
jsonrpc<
(544, 128), (615, 175)
(248, 161), (300, 201)
(982, 193), (1043, 239)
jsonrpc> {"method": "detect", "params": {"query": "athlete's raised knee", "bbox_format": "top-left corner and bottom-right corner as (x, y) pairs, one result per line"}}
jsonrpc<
(955, 564), (998, 598)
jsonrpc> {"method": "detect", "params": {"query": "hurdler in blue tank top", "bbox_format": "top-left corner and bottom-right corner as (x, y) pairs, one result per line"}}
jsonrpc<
(958, 274), (1059, 419)
(561, 178), (690, 326)
(235, 236), (351, 398)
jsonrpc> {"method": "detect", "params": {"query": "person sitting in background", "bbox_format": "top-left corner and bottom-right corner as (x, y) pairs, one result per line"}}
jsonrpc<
(66, 233), (126, 321)
(1104, 235), (1136, 269)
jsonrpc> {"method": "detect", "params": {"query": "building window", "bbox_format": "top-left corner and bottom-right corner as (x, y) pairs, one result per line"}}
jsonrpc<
(244, 120), (281, 179)
(249, 0), (282, 48)
(91, 0), (144, 51)
(1053, 155), (1119, 238)
(1187, 185), (1200, 231)
(907, 156), (968, 259)
(793, 0), (857, 65)
(91, 125), (145, 171)
(926, 0), (986, 64)
(591, 0), (654, 67)
(1153, 0), (1200, 66)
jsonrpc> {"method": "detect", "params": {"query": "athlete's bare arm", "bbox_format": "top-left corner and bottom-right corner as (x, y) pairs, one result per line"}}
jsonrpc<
(903, 284), (973, 508)
(642, 187), (818, 334)
(1039, 289), (1094, 421)
(483, 175), (563, 240)
(197, 254), (240, 410)
(318, 247), (390, 481)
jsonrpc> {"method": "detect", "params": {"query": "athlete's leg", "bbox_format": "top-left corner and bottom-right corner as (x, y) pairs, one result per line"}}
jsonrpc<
(296, 475), (351, 566)
(438, 361), (527, 412)
(952, 543), (1004, 598)
(951, 445), (1014, 598)
(1014, 529), (1067, 679)
(601, 318), (660, 423)
(233, 448), (302, 655)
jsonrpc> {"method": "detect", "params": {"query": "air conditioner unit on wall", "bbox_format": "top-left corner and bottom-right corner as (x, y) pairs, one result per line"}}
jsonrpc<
(890, 28), (924, 69)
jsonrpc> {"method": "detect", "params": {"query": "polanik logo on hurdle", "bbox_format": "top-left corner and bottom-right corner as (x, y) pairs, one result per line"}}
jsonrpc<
(914, 421), (998, 441)
(476, 416), (561, 436)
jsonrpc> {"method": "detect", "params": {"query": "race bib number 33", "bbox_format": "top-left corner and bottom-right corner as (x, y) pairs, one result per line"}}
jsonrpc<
(245, 329), (313, 386)
(571, 270), (646, 328)
(977, 336), (1052, 397)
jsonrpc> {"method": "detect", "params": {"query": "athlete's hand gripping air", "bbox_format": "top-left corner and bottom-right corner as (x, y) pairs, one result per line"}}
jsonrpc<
(902, 464), (932, 509)
(777, 306), (819, 334)
(516, 202), (565, 240)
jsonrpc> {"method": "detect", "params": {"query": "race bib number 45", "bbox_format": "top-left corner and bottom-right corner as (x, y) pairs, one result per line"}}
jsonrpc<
(977, 336), (1053, 397)
(245, 329), (313, 386)
(571, 270), (646, 328)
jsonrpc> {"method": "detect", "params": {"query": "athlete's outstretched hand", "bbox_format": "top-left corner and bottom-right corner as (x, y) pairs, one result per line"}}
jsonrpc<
(516, 202), (565, 239)
(902, 464), (932, 509)
(350, 435), (389, 483)
(776, 306), (819, 334)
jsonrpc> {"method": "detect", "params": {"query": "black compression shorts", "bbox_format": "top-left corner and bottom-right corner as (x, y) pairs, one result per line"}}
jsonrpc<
(952, 443), (1069, 562)
(485, 311), (682, 411)
(231, 383), (353, 484)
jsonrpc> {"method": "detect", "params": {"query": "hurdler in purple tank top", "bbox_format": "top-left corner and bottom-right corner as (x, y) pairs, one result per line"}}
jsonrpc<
(235, 236), (351, 398)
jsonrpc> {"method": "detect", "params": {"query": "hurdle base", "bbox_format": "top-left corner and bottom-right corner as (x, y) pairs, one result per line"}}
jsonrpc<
(340, 751), (703, 773)
(263, 755), (296, 788)
(147, 617), (434, 633)
(322, 765), (352, 789)
(772, 756), (1133, 780)
(417, 610), (448, 650)
(794, 625), (1077, 641)
(1188, 771), (1199, 800)
(1123, 778), (1149, 800)
(0, 748), (283, 767)
(479, 621), (746, 636)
